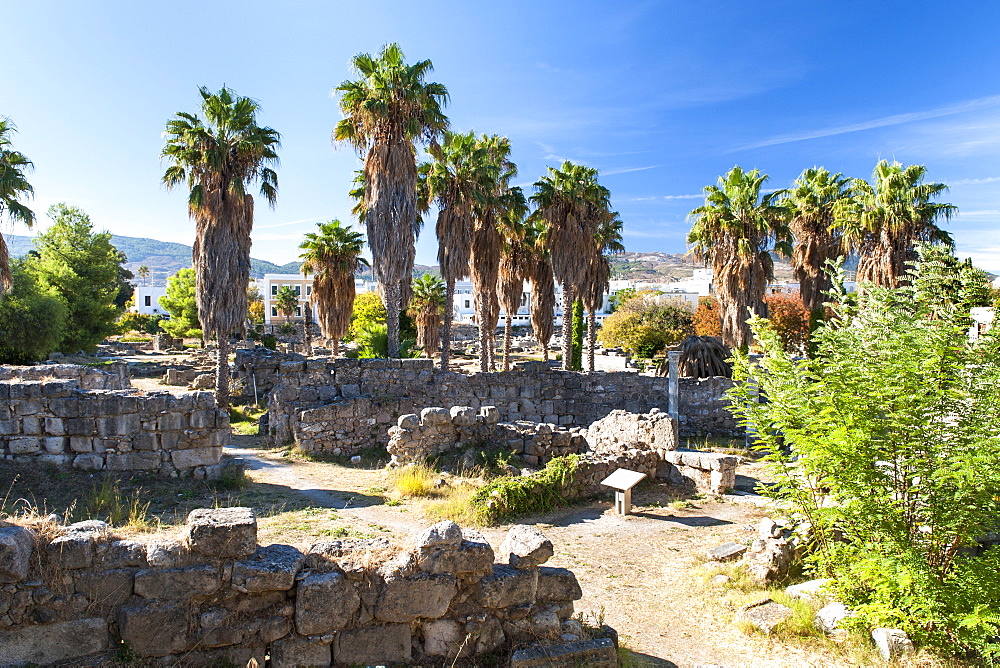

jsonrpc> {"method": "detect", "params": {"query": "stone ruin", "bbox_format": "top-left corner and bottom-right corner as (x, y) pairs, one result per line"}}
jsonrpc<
(388, 407), (739, 497)
(0, 510), (595, 666)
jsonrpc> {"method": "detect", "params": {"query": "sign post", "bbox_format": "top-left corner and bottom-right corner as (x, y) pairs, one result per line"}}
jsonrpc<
(600, 468), (647, 515)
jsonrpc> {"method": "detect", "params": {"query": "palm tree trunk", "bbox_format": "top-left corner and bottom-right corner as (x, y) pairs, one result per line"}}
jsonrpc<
(215, 334), (230, 409)
(478, 295), (489, 372)
(332, 338), (340, 358)
(441, 279), (454, 371)
(561, 287), (574, 371)
(586, 309), (596, 372)
(384, 282), (401, 358)
(303, 302), (313, 356)
(503, 313), (513, 371)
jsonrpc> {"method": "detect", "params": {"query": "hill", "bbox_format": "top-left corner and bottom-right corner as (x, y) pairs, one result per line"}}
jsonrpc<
(4, 234), (302, 284)
(610, 251), (797, 283)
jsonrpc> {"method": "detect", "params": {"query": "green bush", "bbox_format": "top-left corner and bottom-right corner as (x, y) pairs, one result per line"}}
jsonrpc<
(469, 455), (579, 524)
(730, 260), (1000, 659)
(261, 334), (277, 350)
(0, 261), (68, 364)
(159, 269), (202, 340)
(118, 312), (164, 335)
(346, 322), (420, 359)
(598, 291), (692, 358)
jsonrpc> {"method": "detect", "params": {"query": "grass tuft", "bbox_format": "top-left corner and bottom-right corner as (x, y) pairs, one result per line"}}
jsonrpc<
(389, 463), (439, 498)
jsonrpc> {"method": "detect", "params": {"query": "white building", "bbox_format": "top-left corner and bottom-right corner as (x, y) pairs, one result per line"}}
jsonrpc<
(260, 274), (378, 325)
(132, 285), (168, 316)
(970, 307), (995, 341)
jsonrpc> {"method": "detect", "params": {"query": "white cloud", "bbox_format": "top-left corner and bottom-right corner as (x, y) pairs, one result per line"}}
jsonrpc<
(957, 210), (1000, 217)
(602, 165), (660, 176)
(950, 176), (1000, 186)
(663, 194), (703, 200)
(255, 216), (324, 230)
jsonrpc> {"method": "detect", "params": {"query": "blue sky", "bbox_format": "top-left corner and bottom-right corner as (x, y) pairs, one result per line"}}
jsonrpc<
(4, 1), (1000, 269)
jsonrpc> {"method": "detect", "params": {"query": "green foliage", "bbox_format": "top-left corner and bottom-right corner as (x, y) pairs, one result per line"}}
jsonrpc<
(0, 261), (68, 363)
(729, 262), (1000, 659)
(908, 243), (994, 320)
(346, 322), (420, 359)
(278, 321), (297, 335)
(29, 204), (127, 352)
(159, 268), (202, 339)
(609, 287), (636, 312)
(571, 299), (584, 370)
(117, 312), (163, 335)
(469, 455), (579, 525)
(346, 291), (416, 342)
(274, 285), (299, 317)
(261, 334), (277, 350)
(598, 291), (693, 357)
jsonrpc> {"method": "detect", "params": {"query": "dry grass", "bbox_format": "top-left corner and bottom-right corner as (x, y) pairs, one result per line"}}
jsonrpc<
(388, 463), (440, 498)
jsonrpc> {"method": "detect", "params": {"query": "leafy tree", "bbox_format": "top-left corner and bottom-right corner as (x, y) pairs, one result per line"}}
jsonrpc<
(570, 299), (584, 371)
(335, 43), (448, 358)
(762, 293), (810, 354)
(274, 285), (298, 319)
(835, 160), (956, 288)
(347, 291), (415, 343)
(299, 219), (368, 357)
(692, 296), (723, 337)
(159, 268), (202, 339)
(117, 312), (163, 335)
(609, 287), (637, 312)
(0, 260), (67, 363)
(730, 265), (1000, 658)
(598, 292), (693, 358)
(408, 273), (445, 357)
(907, 243), (994, 320)
(112, 250), (135, 310)
(687, 166), (790, 349)
(30, 204), (125, 352)
(0, 118), (36, 296)
(247, 283), (264, 325)
(162, 85), (280, 408)
(346, 321), (420, 359)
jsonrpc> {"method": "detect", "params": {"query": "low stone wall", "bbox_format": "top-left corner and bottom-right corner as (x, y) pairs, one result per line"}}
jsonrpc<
(0, 362), (131, 390)
(658, 449), (740, 495)
(0, 375), (229, 477)
(265, 358), (738, 453)
(0, 511), (585, 666)
(586, 409), (678, 454)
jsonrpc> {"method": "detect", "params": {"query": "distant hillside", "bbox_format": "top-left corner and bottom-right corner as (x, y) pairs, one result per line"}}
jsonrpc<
(609, 251), (797, 283)
(4, 234), (302, 284)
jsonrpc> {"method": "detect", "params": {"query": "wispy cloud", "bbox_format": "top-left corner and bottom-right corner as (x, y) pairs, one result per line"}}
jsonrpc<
(957, 210), (1000, 217)
(950, 176), (1000, 186)
(734, 94), (1000, 151)
(255, 216), (324, 230)
(663, 194), (703, 200)
(602, 165), (660, 176)
(252, 232), (310, 241)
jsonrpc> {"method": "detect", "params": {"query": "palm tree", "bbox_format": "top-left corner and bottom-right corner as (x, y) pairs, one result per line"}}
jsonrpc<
(531, 161), (609, 370)
(408, 273), (445, 357)
(334, 43), (448, 359)
(161, 86), (280, 408)
(299, 219), (368, 357)
(835, 160), (956, 288)
(783, 168), (852, 316)
(0, 118), (36, 296)
(422, 131), (492, 371)
(275, 285), (298, 321)
(497, 216), (530, 372)
(525, 220), (556, 361)
(687, 166), (790, 350)
(137, 265), (151, 287)
(581, 212), (624, 371)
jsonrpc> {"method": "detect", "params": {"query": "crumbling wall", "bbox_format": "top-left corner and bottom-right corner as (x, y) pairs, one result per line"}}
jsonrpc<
(0, 362), (130, 391)
(0, 375), (229, 477)
(0, 511), (585, 666)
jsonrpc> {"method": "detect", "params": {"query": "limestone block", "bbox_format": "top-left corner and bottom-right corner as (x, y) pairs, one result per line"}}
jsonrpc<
(0, 525), (34, 583)
(536, 566), (583, 602)
(233, 543), (305, 592)
(145, 539), (187, 567)
(74, 568), (134, 612)
(423, 618), (468, 657)
(305, 537), (394, 576)
(871, 628), (916, 661)
(295, 571), (360, 634)
(479, 564), (538, 609)
(707, 541), (747, 562)
(335, 624), (411, 666)
(416, 531), (494, 576)
(814, 602), (854, 635)
(413, 520), (463, 550)
(398, 413), (419, 429)
(0, 617), (108, 666)
(450, 405), (478, 427)
(509, 638), (616, 667)
(185, 507), (257, 558)
(480, 405), (500, 425)
(375, 573), (457, 622)
(106, 452), (161, 471)
(134, 565), (221, 598)
(737, 598), (794, 634)
(42, 436), (66, 453)
(499, 525), (554, 569)
(421, 407), (451, 426)
(119, 601), (189, 657)
(784, 578), (832, 602)
(270, 635), (332, 668)
(8, 437), (40, 454)
(106, 539), (147, 567)
(48, 532), (96, 569)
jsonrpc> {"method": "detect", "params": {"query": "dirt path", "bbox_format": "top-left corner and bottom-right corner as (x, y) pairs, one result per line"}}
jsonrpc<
(225, 443), (865, 667)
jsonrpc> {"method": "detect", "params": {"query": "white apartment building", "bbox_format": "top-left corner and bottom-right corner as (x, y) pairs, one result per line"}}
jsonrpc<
(132, 285), (169, 316)
(261, 274), (379, 325)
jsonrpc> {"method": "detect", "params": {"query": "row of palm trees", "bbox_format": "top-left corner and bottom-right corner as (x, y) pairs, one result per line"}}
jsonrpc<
(688, 162), (956, 349)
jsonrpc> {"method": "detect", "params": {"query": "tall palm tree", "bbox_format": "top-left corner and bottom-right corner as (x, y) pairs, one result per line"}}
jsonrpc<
(422, 131), (491, 371)
(275, 285), (298, 320)
(835, 160), (956, 288)
(532, 161), (609, 370)
(581, 212), (624, 371)
(136, 265), (151, 287)
(407, 273), (445, 357)
(161, 86), (280, 408)
(525, 220), (556, 361)
(299, 219), (368, 357)
(687, 166), (790, 350)
(783, 168), (852, 316)
(334, 43), (448, 359)
(497, 207), (531, 371)
(0, 118), (36, 296)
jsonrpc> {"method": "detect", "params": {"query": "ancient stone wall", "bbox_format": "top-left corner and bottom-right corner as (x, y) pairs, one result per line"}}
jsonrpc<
(0, 369), (229, 477)
(0, 362), (131, 391)
(0, 511), (585, 666)
(266, 359), (737, 453)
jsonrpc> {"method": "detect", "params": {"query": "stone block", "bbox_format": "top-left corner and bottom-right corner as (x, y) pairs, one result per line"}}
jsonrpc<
(423, 618), (468, 657)
(334, 624), (411, 666)
(398, 413), (419, 429)
(107, 539), (147, 567)
(0, 525), (34, 583)
(305, 537), (393, 576)
(0, 617), (108, 666)
(417, 532), (494, 576)
(509, 638), (617, 667)
(499, 525), (554, 569)
(171, 446), (222, 469)
(132, 433), (159, 451)
(74, 568), (134, 612)
(8, 437), (40, 454)
(413, 520), (463, 550)
(814, 602), (854, 635)
(537, 566), (583, 602)
(421, 407), (452, 425)
(106, 452), (161, 471)
(450, 405), (478, 427)
(233, 543), (305, 592)
(737, 598), (794, 635)
(707, 541), (747, 562)
(295, 571), (360, 634)
(70, 436), (93, 452)
(375, 573), (457, 622)
(480, 405), (500, 424)
(185, 507), (257, 558)
(43, 436), (66, 453)
(73, 453), (103, 470)
(871, 628), (916, 661)
(784, 578), (832, 602)
(270, 635), (332, 668)
(134, 565), (221, 598)
(119, 601), (189, 657)
(479, 564), (538, 609)
(48, 532), (95, 569)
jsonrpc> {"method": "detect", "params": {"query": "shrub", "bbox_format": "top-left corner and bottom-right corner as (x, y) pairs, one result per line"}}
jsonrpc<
(117, 312), (164, 335)
(0, 261), (68, 364)
(598, 292), (692, 358)
(469, 455), (579, 524)
(730, 265), (1000, 659)
(692, 296), (722, 337)
(762, 293), (810, 354)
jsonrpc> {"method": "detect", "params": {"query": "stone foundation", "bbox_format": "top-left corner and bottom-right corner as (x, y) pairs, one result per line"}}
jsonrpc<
(0, 511), (585, 666)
